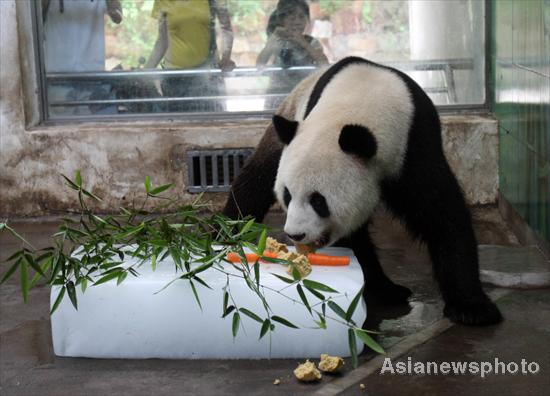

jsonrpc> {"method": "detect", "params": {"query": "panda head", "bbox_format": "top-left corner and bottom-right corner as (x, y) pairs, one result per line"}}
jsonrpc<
(273, 114), (381, 248)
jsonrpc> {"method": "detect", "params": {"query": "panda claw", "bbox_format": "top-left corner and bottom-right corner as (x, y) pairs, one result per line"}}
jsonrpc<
(444, 298), (503, 326)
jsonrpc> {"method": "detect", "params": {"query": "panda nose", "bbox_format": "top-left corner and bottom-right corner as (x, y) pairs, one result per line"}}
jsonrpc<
(287, 232), (305, 242)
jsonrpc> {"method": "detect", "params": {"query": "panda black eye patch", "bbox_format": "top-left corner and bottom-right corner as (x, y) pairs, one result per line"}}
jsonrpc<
(310, 192), (330, 218)
(283, 187), (292, 207)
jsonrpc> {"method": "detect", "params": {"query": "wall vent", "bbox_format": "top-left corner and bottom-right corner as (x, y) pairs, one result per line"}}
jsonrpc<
(186, 148), (254, 193)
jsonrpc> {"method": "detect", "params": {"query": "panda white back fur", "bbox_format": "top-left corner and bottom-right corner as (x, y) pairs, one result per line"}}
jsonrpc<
(224, 57), (503, 326)
(274, 63), (414, 246)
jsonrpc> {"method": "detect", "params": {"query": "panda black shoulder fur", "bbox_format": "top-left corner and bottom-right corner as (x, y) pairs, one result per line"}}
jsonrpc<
(223, 57), (502, 326)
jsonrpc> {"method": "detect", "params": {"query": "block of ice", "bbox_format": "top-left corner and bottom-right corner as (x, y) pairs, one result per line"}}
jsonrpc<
(50, 246), (366, 359)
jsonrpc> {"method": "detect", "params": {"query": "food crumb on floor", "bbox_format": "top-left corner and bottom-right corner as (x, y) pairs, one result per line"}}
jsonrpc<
(294, 359), (322, 382)
(318, 353), (345, 373)
(360, 383), (366, 390)
(273, 379), (281, 385)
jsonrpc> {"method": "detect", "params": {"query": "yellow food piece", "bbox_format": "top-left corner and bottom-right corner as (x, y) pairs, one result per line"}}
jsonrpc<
(273, 379), (281, 385)
(266, 237), (288, 254)
(318, 354), (345, 373)
(282, 251), (312, 278)
(266, 237), (312, 278)
(294, 242), (315, 255)
(294, 360), (322, 382)
(360, 383), (366, 390)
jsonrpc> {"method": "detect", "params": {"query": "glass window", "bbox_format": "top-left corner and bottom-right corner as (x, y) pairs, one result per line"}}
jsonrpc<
(38, 0), (486, 120)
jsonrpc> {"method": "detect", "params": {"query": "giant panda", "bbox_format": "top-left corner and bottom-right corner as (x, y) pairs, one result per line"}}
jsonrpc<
(223, 56), (502, 326)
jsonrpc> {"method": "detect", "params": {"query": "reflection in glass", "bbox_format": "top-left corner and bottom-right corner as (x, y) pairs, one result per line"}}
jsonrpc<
(42, 0), (122, 116)
(41, 0), (487, 119)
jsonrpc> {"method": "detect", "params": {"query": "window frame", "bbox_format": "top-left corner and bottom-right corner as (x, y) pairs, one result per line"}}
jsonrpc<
(25, 0), (492, 126)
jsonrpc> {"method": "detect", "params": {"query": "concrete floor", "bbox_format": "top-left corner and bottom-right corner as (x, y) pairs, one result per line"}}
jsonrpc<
(1, 210), (549, 395)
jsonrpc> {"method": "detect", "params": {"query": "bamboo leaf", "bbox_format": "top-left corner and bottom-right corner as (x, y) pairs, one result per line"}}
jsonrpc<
(35, 250), (54, 263)
(256, 228), (267, 254)
(190, 280), (202, 311)
(354, 329), (385, 355)
(259, 319), (271, 339)
(66, 281), (78, 310)
(50, 286), (66, 314)
(315, 313), (327, 329)
(27, 255), (46, 278)
(261, 256), (290, 264)
(297, 284), (311, 315)
(271, 315), (298, 329)
(4, 249), (24, 263)
(149, 183), (173, 196)
(114, 223), (144, 239)
(222, 305), (235, 318)
(346, 286), (364, 322)
(272, 274), (295, 284)
(117, 271), (128, 285)
(3, 225), (35, 249)
(92, 215), (108, 225)
(239, 308), (263, 323)
(192, 276), (212, 290)
(238, 218), (255, 236)
(328, 301), (347, 321)
(0, 259), (22, 284)
(253, 262), (260, 287)
(80, 277), (88, 293)
(291, 266), (302, 281)
(75, 170), (82, 187)
(81, 188), (102, 202)
(30, 257), (53, 288)
(302, 279), (338, 293)
(223, 290), (229, 314)
(304, 286), (325, 301)
(61, 174), (79, 190)
(20, 259), (29, 303)
(349, 328), (358, 368)
(144, 176), (152, 193)
(169, 247), (183, 270)
(232, 312), (240, 337)
(93, 271), (122, 286)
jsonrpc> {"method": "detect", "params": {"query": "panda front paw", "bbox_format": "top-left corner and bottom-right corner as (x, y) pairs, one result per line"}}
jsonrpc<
(444, 298), (503, 326)
(365, 279), (412, 305)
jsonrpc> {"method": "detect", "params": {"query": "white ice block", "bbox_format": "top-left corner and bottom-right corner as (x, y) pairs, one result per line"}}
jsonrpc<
(50, 246), (366, 359)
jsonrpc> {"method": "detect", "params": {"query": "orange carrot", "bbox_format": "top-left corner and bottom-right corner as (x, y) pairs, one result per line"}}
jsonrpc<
(226, 252), (259, 263)
(307, 253), (350, 266)
(226, 251), (349, 266)
(262, 251), (280, 259)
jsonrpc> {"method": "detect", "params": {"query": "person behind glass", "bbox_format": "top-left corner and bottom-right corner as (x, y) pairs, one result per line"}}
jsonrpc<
(42, 0), (122, 116)
(256, 0), (328, 68)
(145, 0), (235, 112)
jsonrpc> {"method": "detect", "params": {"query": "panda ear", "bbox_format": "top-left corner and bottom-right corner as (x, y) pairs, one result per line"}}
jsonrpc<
(273, 115), (299, 145)
(339, 124), (377, 160)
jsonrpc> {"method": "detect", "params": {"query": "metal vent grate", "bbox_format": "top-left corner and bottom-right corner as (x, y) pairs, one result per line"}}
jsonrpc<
(186, 148), (254, 193)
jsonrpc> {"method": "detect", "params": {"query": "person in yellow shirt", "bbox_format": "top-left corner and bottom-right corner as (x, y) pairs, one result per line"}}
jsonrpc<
(145, 0), (235, 112)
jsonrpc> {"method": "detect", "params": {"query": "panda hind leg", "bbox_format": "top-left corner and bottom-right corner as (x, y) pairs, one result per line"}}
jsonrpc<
(382, 162), (502, 326)
(342, 225), (412, 305)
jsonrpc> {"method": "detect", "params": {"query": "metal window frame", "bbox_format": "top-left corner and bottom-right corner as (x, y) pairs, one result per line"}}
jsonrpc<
(28, 0), (492, 126)
(14, 0), (47, 127)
